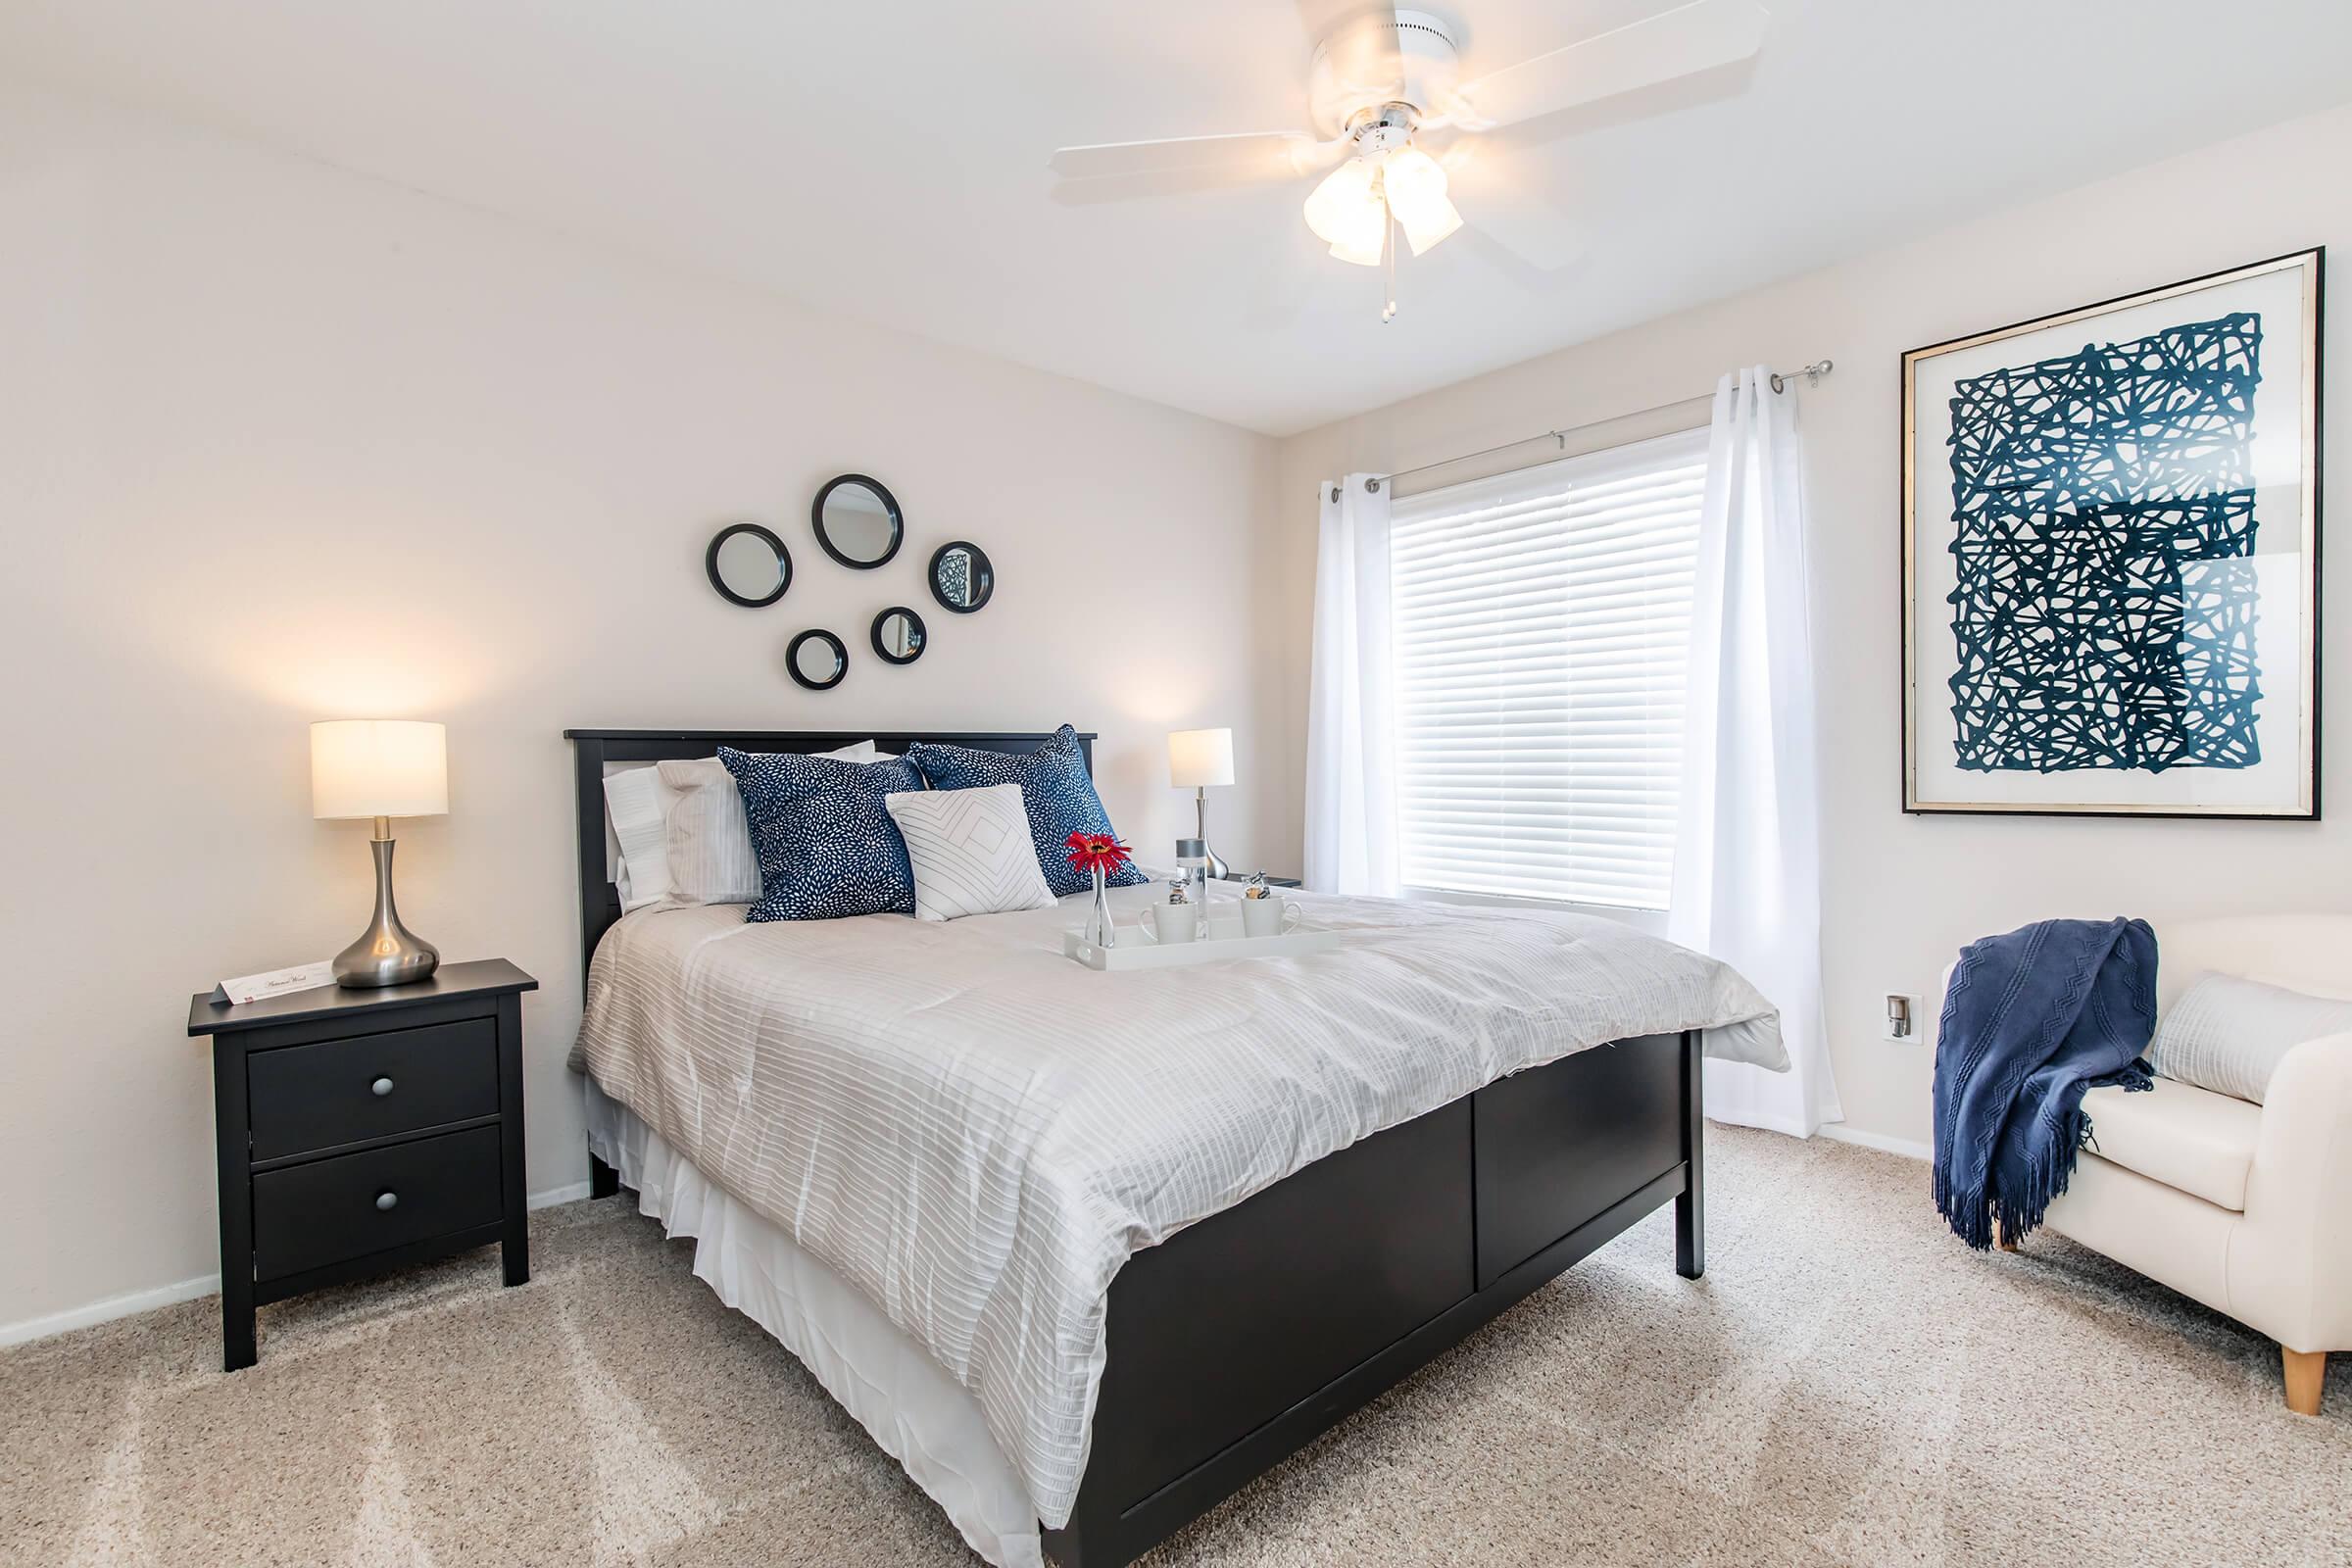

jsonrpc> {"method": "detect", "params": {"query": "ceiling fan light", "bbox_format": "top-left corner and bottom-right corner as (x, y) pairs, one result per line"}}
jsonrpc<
(1382, 145), (1463, 256)
(1396, 191), (1462, 256)
(1321, 196), (1387, 266)
(1302, 157), (1382, 249)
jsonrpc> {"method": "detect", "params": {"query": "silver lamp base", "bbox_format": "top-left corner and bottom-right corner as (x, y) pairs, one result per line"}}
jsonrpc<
(334, 826), (440, 989)
(1192, 789), (1231, 881)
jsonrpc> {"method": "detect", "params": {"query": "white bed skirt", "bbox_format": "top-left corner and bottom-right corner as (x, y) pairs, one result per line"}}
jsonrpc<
(584, 1079), (1044, 1568)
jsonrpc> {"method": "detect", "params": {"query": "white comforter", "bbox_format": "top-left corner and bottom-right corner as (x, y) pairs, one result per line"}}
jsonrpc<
(573, 886), (1784, 1527)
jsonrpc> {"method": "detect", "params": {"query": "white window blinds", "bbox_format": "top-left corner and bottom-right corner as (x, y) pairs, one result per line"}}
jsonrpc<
(1389, 426), (1707, 911)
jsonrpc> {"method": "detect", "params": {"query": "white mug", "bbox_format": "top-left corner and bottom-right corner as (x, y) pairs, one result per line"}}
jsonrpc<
(1239, 896), (1302, 939)
(1136, 902), (1200, 945)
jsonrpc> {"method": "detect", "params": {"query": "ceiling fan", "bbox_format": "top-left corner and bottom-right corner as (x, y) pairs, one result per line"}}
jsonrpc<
(1049, 1), (1770, 320)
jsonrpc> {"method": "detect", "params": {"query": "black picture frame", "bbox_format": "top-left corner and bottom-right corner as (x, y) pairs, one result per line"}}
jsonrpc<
(704, 521), (792, 609)
(810, 473), (905, 570)
(928, 540), (995, 614)
(784, 628), (849, 691)
(1900, 247), (2325, 820)
(870, 606), (928, 665)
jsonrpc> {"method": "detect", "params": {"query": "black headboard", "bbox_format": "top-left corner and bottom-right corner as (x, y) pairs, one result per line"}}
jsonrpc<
(563, 729), (1096, 984)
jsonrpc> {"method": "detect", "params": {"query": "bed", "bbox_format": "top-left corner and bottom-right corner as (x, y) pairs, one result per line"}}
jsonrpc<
(565, 728), (1785, 1568)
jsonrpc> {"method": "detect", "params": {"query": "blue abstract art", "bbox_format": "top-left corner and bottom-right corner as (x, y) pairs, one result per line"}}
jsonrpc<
(1943, 313), (2265, 774)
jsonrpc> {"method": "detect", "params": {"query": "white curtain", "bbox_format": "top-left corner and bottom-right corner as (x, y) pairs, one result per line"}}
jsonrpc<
(1669, 368), (1842, 1137)
(1305, 474), (1399, 896)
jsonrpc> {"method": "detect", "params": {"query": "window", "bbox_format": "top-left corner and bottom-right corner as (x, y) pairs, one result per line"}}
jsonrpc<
(1390, 427), (1706, 912)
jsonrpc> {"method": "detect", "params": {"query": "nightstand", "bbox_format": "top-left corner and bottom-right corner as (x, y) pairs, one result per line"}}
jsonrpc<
(187, 958), (538, 1371)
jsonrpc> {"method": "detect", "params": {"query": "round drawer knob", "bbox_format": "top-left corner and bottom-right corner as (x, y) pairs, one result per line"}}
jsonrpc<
(370, 1077), (395, 1097)
(374, 1190), (399, 1211)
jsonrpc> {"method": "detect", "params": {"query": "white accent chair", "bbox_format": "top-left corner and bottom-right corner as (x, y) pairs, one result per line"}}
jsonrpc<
(1941, 914), (2352, 1415)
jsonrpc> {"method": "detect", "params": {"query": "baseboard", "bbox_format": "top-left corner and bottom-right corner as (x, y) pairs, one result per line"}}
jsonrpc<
(528, 1180), (594, 1209)
(1817, 1124), (1932, 1161)
(0, 1178), (599, 1350)
(0, 1271), (225, 1350)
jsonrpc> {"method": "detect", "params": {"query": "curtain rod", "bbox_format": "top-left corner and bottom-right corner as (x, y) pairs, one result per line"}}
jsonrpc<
(1368, 360), (1833, 493)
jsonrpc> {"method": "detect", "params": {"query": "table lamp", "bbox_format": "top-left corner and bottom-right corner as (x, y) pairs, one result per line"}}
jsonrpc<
(1166, 726), (1235, 880)
(312, 719), (447, 988)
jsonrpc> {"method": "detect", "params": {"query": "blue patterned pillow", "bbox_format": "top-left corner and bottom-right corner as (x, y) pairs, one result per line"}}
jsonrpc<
(717, 747), (923, 921)
(906, 725), (1145, 898)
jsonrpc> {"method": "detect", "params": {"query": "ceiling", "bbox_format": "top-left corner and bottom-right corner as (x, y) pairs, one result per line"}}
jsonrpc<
(6, 0), (2349, 436)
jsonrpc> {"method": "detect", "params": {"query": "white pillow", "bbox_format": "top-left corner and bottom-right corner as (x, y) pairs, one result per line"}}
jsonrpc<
(883, 783), (1056, 923)
(2147, 971), (2352, 1104)
(603, 765), (673, 911)
(609, 741), (879, 909)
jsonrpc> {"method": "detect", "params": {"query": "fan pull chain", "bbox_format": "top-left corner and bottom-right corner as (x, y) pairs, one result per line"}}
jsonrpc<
(1380, 195), (1398, 323)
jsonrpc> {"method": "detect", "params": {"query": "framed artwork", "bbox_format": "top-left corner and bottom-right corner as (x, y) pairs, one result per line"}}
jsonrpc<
(1903, 249), (2323, 817)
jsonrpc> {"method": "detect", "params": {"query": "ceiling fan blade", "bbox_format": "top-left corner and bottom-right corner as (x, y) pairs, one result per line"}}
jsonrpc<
(1245, 222), (1329, 331)
(1442, 141), (1587, 272)
(1051, 159), (1328, 207)
(1294, 0), (1396, 41)
(1049, 132), (1334, 181)
(1299, 0), (1405, 126)
(1445, 0), (1769, 131)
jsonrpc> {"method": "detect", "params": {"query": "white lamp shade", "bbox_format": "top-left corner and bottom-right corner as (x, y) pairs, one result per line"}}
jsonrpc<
(311, 720), (449, 819)
(1302, 158), (1385, 268)
(1167, 727), (1236, 790)
(1381, 146), (1462, 257)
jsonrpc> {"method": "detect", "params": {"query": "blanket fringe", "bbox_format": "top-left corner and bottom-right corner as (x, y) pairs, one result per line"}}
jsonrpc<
(1934, 1057), (2153, 1250)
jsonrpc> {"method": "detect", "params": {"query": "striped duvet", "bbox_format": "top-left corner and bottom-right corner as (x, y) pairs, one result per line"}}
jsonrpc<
(573, 885), (1785, 1527)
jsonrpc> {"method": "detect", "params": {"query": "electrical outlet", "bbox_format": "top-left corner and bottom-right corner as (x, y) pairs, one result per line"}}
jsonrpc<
(1882, 993), (1925, 1044)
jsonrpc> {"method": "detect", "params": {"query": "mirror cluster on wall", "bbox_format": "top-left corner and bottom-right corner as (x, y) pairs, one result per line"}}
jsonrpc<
(701, 473), (992, 691)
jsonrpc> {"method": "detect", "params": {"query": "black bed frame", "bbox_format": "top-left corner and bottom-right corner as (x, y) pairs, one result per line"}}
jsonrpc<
(565, 729), (1702, 1568)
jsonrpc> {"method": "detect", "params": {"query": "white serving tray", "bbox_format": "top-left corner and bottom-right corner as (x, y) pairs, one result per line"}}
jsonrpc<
(1061, 914), (1341, 971)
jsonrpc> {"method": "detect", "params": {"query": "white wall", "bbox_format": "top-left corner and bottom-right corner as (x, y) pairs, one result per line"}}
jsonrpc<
(1277, 103), (2352, 1152)
(0, 82), (1283, 1332)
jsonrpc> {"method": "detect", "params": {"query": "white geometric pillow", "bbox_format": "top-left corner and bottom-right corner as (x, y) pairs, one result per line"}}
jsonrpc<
(883, 784), (1057, 922)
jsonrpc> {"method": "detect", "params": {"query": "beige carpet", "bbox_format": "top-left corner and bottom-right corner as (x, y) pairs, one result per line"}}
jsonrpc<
(6, 1127), (2345, 1567)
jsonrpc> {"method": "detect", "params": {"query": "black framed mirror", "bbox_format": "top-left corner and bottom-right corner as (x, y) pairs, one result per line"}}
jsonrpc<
(811, 474), (905, 570)
(870, 606), (927, 665)
(928, 540), (995, 614)
(706, 521), (792, 608)
(785, 629), (849, 691)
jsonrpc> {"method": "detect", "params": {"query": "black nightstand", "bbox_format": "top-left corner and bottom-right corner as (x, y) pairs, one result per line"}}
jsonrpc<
(187, 958), (538, 1371)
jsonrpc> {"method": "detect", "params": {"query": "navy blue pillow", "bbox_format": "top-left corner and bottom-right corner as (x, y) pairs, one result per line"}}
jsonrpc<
(717, 747), (923, 921)
(906, 725), (1146, 898)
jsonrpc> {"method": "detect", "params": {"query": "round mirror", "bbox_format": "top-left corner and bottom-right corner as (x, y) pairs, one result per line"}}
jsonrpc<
(706, 522), (792, 608)
(811, 474), (905, 570)
(786, 628), (849, 691)
(928, 540), (995, 614)
(870, 606), (928, 665)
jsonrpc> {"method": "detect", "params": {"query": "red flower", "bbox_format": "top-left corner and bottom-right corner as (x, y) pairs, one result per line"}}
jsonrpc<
(1064, 829), (1133, 876)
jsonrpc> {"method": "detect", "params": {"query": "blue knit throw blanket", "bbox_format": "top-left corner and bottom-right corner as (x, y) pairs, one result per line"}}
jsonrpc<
(1933, 917), (2157, 1250)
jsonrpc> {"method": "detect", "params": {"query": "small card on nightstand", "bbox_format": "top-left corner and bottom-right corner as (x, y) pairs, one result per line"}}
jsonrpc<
(210, 961), (336, 1006)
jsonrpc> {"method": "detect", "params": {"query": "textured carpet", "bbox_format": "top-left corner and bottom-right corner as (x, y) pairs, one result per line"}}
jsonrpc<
(6, 1127), (2345, 1567)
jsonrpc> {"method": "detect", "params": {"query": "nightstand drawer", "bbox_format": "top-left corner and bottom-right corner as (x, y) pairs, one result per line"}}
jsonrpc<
(248, 1017), (498, 1160)
(251, 1124), (504, 1282)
